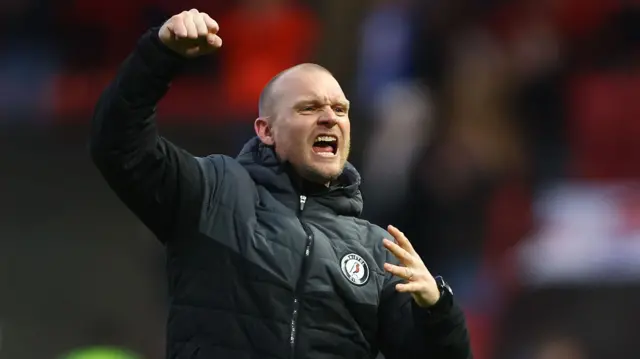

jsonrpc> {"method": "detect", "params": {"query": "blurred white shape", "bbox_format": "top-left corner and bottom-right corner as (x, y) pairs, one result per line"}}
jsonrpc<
(515, 181), (640, 287)
(361, 82), (433, 210)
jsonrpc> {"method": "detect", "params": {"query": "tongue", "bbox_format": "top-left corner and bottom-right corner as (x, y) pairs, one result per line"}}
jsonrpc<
(312, 145), (333, 153)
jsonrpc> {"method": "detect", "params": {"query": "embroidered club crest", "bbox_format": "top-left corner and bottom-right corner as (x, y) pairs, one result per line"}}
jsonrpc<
(340, 253), (370, 286)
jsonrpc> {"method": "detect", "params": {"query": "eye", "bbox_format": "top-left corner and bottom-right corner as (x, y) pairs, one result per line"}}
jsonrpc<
(333, 106), (347, 115)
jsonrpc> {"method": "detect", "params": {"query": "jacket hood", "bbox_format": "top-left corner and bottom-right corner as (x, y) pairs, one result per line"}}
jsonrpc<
(236, 136), (363, 217)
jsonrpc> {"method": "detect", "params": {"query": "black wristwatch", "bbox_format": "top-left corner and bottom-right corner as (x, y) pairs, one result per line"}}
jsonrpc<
(424, 276), (454, 315)
(436, 275), (453, 298)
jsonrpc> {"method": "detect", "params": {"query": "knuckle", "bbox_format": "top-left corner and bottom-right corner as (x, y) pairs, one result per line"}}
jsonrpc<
(189, 8), (199, 13)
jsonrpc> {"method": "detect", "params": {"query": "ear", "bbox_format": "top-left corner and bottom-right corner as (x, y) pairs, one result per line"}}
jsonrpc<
(254, 117), (275, 146)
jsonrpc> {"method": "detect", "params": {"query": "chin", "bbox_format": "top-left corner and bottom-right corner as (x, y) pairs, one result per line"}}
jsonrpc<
(301, 163), (344, 184)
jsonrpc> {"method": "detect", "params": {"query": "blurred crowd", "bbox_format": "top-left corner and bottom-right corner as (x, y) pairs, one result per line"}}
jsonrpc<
(2, 0), (640, 358)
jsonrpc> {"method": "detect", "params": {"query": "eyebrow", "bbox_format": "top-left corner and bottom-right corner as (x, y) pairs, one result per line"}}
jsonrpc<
(295, 98), (350, 108)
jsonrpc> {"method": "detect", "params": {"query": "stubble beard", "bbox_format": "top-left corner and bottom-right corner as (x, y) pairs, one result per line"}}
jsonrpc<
(301, 144), (350, 184)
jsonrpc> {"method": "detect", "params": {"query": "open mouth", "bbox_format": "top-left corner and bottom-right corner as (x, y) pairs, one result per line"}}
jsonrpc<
(312, 135), (338, 157)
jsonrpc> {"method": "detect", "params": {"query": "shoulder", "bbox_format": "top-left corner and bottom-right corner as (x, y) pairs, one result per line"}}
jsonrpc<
(195, 154), (249, 179)
(351, 218), (391, 241)
(348, 218), (392, 259)
(195, 154), (256, 202)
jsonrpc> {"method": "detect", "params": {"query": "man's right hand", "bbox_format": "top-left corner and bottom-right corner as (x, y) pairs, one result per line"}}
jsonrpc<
(159, 9), (222, 58)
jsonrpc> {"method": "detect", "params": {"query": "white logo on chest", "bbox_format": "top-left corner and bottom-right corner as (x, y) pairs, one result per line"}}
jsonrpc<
(340, 253), (370, 286)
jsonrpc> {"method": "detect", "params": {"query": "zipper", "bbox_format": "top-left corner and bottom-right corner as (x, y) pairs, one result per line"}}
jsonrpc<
(289, 195), (313, 358)
(299, 195), (307, 211)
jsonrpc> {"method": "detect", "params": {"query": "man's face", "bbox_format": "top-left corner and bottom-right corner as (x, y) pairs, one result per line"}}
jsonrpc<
(269, 69), (351, 183)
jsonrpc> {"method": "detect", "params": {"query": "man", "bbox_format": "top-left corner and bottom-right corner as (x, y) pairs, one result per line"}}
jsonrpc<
(90, 9), (472, 359)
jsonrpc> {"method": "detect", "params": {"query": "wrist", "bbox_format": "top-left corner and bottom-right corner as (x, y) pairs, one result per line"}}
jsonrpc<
(149, 27), (188, 60)
(414, 286), (441, 308)
(414, 276), (454, 318)
(137, 27), (187, 79)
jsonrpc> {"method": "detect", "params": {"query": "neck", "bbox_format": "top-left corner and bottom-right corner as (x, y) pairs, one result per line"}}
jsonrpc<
(283, 165), (333, 194)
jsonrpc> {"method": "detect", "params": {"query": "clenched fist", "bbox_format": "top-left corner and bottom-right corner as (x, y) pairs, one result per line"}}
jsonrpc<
(159, 9), (222, 58)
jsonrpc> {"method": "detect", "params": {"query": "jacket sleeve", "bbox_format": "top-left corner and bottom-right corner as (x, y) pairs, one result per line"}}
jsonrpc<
(377, 250), (473, 359)
(89, 27), (211, 243)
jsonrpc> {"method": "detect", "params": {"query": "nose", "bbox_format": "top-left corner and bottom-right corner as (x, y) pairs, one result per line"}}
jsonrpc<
(317, 109), (338, 128)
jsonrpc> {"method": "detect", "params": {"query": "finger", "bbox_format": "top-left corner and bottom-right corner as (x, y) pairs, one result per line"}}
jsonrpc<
(202, 13), (219, 33)
(183, 11), (198, 39)
(383, 262), (411, 280)
(395, 282), (422, 293)
(193, 14), (209, 37)
(388, 225), (416, 254)
(383, 238), (414, 265)
(206, 33), (223, 48)
(169, 15), (188, 38)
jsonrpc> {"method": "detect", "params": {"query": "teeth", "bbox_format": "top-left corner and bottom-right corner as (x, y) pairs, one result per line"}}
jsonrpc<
(316, 152), (335, 157)
(314, 136), (337, 143)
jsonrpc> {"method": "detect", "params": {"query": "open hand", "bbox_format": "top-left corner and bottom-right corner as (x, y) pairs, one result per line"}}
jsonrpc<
(159, 9), (222, 58)
(383, 225), (441, 308)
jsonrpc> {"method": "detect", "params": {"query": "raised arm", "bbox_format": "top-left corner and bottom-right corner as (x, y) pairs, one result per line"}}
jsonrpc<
(89, 10), (222, 242)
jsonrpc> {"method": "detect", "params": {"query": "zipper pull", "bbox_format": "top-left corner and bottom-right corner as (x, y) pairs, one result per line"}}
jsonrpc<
(299, 195), (307, 211)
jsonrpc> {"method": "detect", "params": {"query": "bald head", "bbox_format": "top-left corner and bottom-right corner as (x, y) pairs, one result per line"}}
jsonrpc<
(258, 63), (333, 119)
(253, 62), (351, 183)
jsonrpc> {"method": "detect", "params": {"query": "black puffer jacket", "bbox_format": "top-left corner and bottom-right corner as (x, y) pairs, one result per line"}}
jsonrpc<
(89, 28), (472, 359)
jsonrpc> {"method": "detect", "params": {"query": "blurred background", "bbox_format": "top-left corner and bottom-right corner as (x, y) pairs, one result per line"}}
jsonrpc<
(2, 0), (640, 358)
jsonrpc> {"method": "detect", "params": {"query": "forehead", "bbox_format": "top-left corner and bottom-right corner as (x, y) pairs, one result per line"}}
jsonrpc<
(273, 69), (347, 105)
